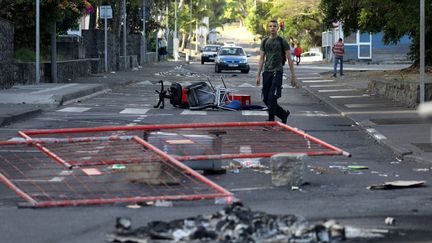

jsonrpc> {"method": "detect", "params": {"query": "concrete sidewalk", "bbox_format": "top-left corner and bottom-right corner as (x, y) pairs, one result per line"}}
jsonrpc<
(1, 62), (431, 166)
(299, 65), (432, 165)
(0, 62), (185, 127)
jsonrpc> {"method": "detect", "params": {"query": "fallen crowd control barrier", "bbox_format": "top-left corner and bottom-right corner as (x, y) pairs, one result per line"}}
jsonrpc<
(0, 122), (350, 207)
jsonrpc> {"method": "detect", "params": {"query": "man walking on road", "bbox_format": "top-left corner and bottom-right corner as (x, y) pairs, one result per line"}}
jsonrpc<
(332, 38), (345, 77)
(256, 20), (297, 124)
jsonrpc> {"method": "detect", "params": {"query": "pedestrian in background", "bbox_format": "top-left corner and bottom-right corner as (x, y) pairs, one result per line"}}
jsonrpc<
(256, 20), (297, 124)
(290, 43), (295, 63)
(158, 37), (168, 61)
(332, 38), (345, 77)
(294, 44), (302, 65)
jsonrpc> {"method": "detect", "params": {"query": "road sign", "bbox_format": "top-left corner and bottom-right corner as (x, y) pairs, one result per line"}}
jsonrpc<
(100, 5), (113, 19)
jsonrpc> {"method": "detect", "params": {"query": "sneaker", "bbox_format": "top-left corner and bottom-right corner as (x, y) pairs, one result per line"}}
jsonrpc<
(340, 73), (344, 76)
(281, 110), (290, 124)
(332, 74), (337, 77)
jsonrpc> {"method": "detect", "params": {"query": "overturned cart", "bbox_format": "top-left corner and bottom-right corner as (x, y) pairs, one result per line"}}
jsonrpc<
(0, 122), (350, 207)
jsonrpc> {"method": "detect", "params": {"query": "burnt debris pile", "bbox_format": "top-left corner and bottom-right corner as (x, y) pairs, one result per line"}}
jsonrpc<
(109, 202), (347, 242)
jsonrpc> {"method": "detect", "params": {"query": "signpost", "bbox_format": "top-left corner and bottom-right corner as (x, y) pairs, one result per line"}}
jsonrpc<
(100, 5), (112, 73)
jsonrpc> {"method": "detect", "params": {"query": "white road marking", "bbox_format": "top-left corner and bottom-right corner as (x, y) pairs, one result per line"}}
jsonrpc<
(238, 83), (255, 87)
(282, 84), (295, 88)
(309, 84), (344, 88)
(181, 110), (207, 115)
(301, 80), (335, 83)
(304, 111), (329, 117)
(298, 77), (322, 80)
(330, 95), (370, 99)
(242, 110), (267, 116)
(318, 89), (358, 93)
(366, 128), (387, 140)
(345, 104), (382, 108)
(342, 110), (416, 115)
(119, 108), (150, 114)
(57, 107), (92, 112)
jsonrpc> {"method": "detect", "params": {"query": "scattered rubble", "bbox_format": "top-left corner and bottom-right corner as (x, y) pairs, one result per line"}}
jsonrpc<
(108, 202), (355, 243)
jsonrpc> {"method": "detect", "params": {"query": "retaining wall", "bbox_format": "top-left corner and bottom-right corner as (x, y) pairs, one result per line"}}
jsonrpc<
(0, 18), (14, 89)
(368, 79), (432, 107)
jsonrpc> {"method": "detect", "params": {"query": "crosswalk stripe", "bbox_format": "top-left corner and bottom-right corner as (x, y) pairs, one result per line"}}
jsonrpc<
(298, 77), (323, 80)
(58, 107), (92, 112)
(180, 110), (207, 115)
(330, 95), (370, 99)
(301, 80), (334, 83)
(242, 110), (267, 116)
(238, 83), (255, 87)
(119, 108), (150, 114)
(309, 84), (343, 88)
(318, 89), (357, 93)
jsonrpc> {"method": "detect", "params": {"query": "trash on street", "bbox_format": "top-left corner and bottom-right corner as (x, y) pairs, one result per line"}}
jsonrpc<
(367, 180), (426, 190)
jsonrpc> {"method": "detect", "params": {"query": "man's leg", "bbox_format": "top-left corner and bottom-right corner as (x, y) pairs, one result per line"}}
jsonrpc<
(333, 57), (338, 77)
(269, 72), (289, 123)
(262, 71), (275, 121)
(340, 58), (344, 76)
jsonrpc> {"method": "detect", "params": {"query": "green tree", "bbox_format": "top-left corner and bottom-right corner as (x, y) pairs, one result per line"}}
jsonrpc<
(0, 0), (91, 54)
(320, 0), (432, 66)
(243, 0), (322, 51)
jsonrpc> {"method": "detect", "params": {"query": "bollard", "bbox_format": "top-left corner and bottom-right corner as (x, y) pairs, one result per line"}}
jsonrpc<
(270, 153), (306, 187)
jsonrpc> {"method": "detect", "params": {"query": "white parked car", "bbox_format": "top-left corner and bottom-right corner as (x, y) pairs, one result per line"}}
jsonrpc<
(223, 41), (236, 47)
(201, 45), (221, 64)
(300, 51), (323, 62)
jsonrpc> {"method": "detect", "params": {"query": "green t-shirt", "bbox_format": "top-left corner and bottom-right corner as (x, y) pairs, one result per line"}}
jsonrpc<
(260, 36), (290, 72)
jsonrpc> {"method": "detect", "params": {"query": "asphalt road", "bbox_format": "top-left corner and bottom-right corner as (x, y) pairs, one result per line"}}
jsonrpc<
(1, 57), (432, 242)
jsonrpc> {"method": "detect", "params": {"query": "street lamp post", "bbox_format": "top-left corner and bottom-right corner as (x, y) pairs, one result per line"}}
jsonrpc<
(189, 0), (192, 61)
(141, 0), (147, 65)
(174, 0), (178, 61)
(36, 0), (40, 84)
(420, 0), (425, 103)
(122, 0), (127, 69)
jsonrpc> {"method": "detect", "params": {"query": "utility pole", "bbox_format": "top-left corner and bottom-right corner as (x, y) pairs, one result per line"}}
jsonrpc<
(141, 0), (147, 65)
(104, 6), (108, 72)
(36, 0), (40, 84)
(420, 0), (425, 103)
(189, 0), (192, 61)
(122, 0), (127, 69)
(174, 0), (178, 61)
(195, 21), (198, 52)
(50, 21), (57, 83)
(166, 0), (169, 41)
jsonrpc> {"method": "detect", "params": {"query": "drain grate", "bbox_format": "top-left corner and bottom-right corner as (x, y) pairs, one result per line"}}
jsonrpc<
(370, 118), (426, 125)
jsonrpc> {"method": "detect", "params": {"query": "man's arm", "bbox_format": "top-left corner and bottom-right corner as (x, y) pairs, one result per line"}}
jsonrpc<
(285, 49), (297, 87)
(256, 50), (265, 86)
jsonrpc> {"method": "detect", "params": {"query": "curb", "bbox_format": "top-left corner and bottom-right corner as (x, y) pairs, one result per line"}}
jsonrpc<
(0, 108), (42, 127)
(301, 85), (414, 158)
(54, 84), (105, 106)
